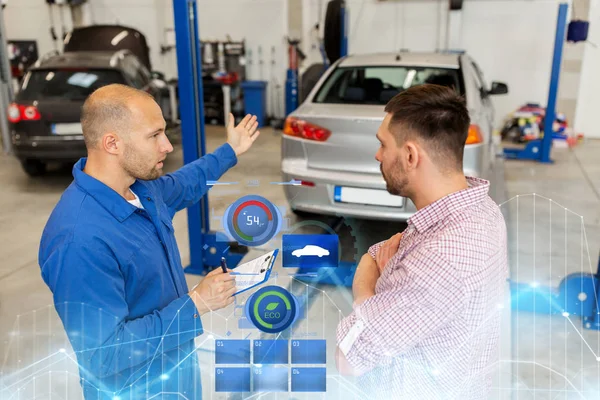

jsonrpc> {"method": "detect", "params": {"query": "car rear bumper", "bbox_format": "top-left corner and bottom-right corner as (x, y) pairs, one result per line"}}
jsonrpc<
(282, 159), (418, 221)
(12, 134), (87, 161)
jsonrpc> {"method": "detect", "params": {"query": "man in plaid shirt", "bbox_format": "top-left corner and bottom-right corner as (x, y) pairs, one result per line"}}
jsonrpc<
(335, 84), (508, 399)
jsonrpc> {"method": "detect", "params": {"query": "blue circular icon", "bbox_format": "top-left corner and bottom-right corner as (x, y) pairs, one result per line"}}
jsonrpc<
(223, 195), (282, 246)
(245, 286), (298, 334)
(236, 204), (269, 237)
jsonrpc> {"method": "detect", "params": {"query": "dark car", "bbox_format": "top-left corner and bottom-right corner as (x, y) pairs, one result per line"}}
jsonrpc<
(8, 50), (168, 176)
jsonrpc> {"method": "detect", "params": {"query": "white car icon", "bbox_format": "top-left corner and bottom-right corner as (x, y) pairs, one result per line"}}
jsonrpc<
(291, 245), (330, 258)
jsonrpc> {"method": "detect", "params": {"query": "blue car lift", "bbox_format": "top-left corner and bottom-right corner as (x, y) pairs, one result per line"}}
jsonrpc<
(285, 40), (300, 116)
(508, 2), (600, 330)
(511, 254), (600, 331)
(173, 0), (247, 274)
(504, 3), (568, 163)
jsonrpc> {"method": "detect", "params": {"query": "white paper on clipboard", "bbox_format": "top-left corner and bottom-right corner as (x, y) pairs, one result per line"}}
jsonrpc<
(231, 249), (278, 295)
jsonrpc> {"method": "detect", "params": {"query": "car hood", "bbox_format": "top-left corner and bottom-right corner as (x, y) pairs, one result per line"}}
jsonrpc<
(64, 25), (152, 70)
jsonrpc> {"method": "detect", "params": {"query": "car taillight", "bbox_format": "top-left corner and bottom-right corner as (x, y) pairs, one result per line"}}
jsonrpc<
(23, 106), (41, 120)
(283, 117), (331, 142)
(7, 104), (20, 123)
(293, 179), (315, 187)
(7, 103), (42, 123)
(466, 124), (483, 145)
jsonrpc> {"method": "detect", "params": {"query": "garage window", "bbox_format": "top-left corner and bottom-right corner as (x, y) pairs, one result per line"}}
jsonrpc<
(18, 69), (126, 101)
(314, 66), (463, 105)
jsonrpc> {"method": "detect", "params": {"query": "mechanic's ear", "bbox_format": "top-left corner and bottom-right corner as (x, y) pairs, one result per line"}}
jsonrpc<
(102, 132), (120, 155)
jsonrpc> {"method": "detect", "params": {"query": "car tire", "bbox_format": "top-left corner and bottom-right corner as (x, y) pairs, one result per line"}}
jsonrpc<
(324, 0), (343, 64)
(449, 0), (463, 10)
(21, 159), (47, 177)
(502, 126), (522, 143)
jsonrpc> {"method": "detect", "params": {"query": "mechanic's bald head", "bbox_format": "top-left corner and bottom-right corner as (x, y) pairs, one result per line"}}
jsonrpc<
(81, 84), (154, 149)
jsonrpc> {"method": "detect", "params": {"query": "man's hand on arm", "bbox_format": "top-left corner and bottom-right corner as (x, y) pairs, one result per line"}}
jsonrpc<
(336, 232), (403, 376)
(352, 254), (380, 308)
(352, 232), (402, 307)
(375, 232), (402, 274)
(336, 242), (466, 379)
(226, 113), (261, 156)
(189, 267), (237, 315)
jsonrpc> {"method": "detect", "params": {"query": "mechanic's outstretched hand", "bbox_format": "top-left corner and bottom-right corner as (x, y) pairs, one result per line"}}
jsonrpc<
(226, 113), (261, 156)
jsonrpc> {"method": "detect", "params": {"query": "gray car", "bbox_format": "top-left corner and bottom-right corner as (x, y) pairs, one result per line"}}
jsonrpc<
(281, 51), (508, 221)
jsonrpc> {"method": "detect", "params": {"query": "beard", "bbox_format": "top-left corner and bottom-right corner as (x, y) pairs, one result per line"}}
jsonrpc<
(121, 145), (162, 181)
(381, 160), (410, 197)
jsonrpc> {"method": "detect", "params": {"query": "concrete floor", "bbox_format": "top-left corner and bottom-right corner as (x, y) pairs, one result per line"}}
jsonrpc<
(0, 127), (599, 399)
(502, 139), (600, 400)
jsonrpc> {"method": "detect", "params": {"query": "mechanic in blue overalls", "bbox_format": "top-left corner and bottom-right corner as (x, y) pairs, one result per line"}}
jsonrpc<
(39, 84), (261, 399)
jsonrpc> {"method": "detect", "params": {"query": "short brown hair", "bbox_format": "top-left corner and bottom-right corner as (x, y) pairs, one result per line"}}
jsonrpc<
(384, 84), (470, 171)
(80, 84), (153, 149)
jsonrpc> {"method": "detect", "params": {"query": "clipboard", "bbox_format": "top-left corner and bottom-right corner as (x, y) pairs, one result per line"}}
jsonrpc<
(231, 249), (278, 296)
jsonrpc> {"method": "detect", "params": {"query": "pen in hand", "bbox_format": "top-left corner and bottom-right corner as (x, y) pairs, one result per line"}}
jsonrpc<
(220, 257), (228, 274)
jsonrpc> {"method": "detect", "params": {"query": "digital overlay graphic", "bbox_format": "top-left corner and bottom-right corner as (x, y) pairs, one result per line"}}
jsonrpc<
(223, 195), (282, 246)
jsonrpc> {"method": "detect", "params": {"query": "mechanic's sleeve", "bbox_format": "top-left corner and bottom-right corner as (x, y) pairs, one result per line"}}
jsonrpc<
(41, 242), (204, 379)
(155, 143), (237, 215)
(335, 246), (466, 376)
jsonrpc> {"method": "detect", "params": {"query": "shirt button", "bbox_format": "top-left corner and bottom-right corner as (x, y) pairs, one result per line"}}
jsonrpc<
(146, 197), (152, 201)
(193, 314), (198, 318)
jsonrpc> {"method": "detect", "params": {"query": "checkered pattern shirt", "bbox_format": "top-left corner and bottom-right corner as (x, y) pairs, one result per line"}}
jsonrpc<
(336, 177), (508, 400)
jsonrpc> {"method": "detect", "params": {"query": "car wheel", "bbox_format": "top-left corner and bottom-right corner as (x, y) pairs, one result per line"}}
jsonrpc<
(324, 0), (343, 63)
(21, 159), (47, 177)
(449, 0), (463, 10)
(504, 126), (522, 143)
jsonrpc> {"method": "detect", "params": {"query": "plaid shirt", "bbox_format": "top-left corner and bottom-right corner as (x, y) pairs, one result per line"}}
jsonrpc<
(336, 177), (508, 400)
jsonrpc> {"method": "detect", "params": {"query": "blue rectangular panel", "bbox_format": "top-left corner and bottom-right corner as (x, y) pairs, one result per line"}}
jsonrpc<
(215, 340), (251, 364)
(291, 340), (326, 364)
(252, 366), (289, 392)
(282, 234), (338, 268)
(291, 367), (326, 392)
(253, 340), (288, 364)
(215, 367), (251, 392)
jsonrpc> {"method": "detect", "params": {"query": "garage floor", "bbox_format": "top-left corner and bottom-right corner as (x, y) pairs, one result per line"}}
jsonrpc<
(0, 127), (599, 400)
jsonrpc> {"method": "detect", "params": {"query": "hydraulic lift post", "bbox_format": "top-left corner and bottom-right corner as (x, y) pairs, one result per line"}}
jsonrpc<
(172, 0), (247, 274)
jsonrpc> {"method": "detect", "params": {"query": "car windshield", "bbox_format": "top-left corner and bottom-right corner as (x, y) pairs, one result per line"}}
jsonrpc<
(313, 66), (463, 105)
(17, 69), (126, 101)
